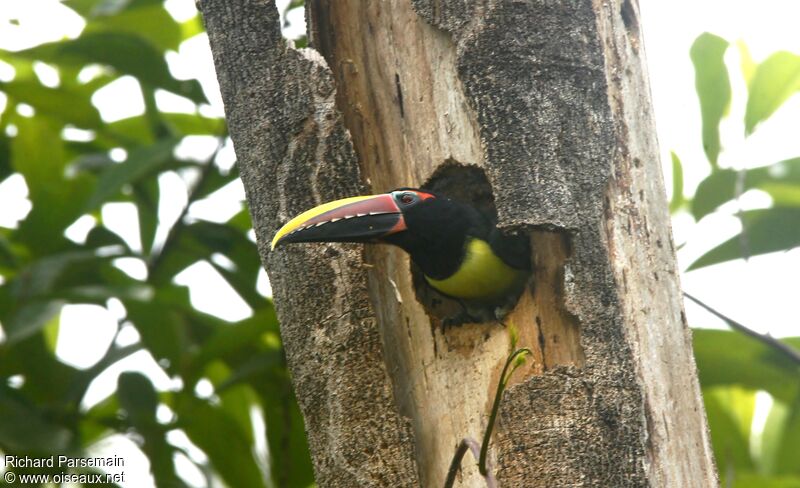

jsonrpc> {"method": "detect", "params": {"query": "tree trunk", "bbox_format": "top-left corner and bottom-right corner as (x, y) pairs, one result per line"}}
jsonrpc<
(200, 0), (718, 486)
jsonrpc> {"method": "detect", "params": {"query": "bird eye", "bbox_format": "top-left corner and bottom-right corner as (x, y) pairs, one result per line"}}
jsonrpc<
(400, 193), (415, 205)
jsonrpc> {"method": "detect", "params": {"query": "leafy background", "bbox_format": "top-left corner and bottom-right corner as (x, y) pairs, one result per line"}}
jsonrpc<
(0, 0), (797, 487)
(0, 1), (310, 487)
(674, 30), (800, 487)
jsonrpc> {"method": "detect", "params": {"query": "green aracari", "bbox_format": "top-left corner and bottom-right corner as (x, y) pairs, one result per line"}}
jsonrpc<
(271, 188), (531, 323)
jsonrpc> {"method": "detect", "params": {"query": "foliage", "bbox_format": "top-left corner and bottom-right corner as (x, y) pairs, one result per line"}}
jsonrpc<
(690, 33), (731, 169)
(0, 1), (313, 487)
(685, 33), (800, 487)
(685, 34), (800, 269)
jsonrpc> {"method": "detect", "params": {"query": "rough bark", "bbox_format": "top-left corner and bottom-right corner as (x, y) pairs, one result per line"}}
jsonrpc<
(201, 0), (718, 487)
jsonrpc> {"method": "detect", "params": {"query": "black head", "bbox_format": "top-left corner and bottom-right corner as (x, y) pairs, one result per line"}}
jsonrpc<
(383, 189), (492, 279)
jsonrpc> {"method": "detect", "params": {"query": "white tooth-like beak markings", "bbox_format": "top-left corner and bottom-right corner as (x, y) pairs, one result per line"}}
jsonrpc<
(271, 193), (404, 250)
(289, 213), (388, 233)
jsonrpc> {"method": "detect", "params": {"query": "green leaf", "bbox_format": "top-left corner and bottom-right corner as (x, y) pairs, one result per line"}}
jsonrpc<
(14, 32), (207, 104)
(255, 375), (314, 488)
(101, 113), (225, 147)
(2, 300), (64, 347)
(164, 113), (226, 136)
(81, 393), (120, 445)
(10, 115), (66, 197)
(118, 371), (158, 429)
(759, 182), (800, 206)
(732, 473), (800, 488)
(64, 0), (155, 18)
(0, 331), (80, 404)
(85, 225), (130, 249)
(692, 329), (800, 404)
(69, 151), (116, 174)
(0, 385), (74, 453)
(228, 207), (253, 232)
(84, 5), (182, 52)
(177, 396), (267, 488)
(124, 299), (186, 370)
(84, 137), (177, 211)
(42, 308), (61, 352)
(286, 0), (305, 11)
(10, 249), (100, 298)
(149, 218), (260, 293)
(133, 177), (159, 254)
(205, 361), (258, 445)
(148, 228), (209, 285)
(761, 397), (790, 475)
(738, 40), (756, 86)
(760, 395), (800, 475)
(9, 249), (141, 307)
(704, 386), (755, 476)
(690, 33), (730, 167)
(193, 164), (239, 201)
(123, 286), (228, 371)
(62, 0), (101, 17)
(118, 372), (186, 487)
(189, 308), (279, 377)
(692, 171), (741, 220)
(188, 221), (266, 309)
(199, 311), (275, 361)
(691, 157), (800, 220)
(10, 115), (93, 253)
(215, 352), (284, 393)
(0, 133), (11, 182)
(0, 231), (19, 271)
(745, 51), (800, 135)
(0, 55), (35, 82)
(669, 151), (684, 213)
(59, 282), (152, 303)
(0, 79), (103, 129)
(180, 15), (204, 41)
(688, 207), (800, 270)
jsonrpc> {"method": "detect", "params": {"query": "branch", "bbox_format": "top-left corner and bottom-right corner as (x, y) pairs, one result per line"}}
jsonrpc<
(68, 340), (145, 406)
(683, 292), (800, 365)
(733, 166), (752, 261)
(443, 437), (496, 488)
(480, 348), (531, 475)
(443, 347), (531, 488)
(147, 138), (226, 273)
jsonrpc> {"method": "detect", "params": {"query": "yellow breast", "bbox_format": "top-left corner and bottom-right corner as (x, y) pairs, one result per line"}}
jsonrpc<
(425, 238), (525, 302)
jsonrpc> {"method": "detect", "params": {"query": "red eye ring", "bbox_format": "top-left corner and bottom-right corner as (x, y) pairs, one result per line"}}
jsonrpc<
(400, 193), (415, 204)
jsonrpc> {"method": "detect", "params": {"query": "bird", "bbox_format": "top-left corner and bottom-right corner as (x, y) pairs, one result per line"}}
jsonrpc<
(271, 188), (531, 324)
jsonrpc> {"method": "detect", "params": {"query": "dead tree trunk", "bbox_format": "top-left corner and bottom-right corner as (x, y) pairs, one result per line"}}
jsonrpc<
(201, 0), (718, 486)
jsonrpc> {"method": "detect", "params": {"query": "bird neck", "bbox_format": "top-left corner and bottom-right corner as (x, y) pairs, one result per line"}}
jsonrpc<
(405, 236), (466, 280)
(424, 238), (527, 302)
(384, 198), (482, 280)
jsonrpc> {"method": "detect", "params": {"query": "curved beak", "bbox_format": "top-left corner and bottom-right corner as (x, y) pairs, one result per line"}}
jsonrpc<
(271, 193), (406, 250)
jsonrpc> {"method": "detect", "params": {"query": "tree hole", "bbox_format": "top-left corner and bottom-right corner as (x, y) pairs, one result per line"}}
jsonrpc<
(412, 162), (531, 326)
